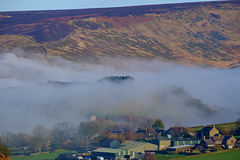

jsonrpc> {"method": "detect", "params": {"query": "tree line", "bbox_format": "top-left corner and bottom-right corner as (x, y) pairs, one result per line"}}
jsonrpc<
(0, 115), (164, 155)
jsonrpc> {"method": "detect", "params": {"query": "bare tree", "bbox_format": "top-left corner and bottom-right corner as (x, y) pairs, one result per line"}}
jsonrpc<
(51, 122), (75, 144)
(78, 121), (100, 148)
(31, 125), (51, 153)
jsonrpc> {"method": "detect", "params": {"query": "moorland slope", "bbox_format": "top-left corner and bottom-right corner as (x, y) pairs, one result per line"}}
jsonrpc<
(0, 1), (239, 67)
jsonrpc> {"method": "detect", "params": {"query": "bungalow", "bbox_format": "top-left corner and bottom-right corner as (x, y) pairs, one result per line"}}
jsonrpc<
(222, 135), (237, 149)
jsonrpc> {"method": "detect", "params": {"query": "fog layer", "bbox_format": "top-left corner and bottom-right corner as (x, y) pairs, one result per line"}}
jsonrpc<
(0, 53), (239, 133)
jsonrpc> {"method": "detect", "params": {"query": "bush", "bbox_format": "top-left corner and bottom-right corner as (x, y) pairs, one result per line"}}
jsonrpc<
(0, 140), (11, 158)
(211, 146), (223, 152)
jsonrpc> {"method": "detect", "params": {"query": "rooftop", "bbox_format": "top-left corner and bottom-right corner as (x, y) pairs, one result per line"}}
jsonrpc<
(168, 144), (195, 149)
(114, 141), (148, 150)
(202, 139), (215, 145)
(171, 138), (201, 141)
(223, 135), (235, 142)
(211, 134), (225, 142)
(92, 148), (124, 154)
(157, 138), (171, 141)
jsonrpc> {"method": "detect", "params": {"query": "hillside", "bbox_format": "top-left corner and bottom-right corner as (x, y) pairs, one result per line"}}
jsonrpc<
(0, 1), (239, 68)
(186, 121), (240, 135)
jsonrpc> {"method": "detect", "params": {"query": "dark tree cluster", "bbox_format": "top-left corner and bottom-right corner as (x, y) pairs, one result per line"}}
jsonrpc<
(98, 76), (134, 83)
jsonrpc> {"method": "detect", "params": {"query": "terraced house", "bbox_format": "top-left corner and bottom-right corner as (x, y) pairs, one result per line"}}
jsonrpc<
(199, 126), (237, 149)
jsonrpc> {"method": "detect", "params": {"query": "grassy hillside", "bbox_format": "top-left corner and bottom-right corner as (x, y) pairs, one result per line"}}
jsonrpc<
(0, 1), (239, 68)
(177, 148), (240, 160)
(186, 121), (240, 136)
(11, 150), (72, 160)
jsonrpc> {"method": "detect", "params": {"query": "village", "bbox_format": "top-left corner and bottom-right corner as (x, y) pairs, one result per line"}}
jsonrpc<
(1, 114), (239, 160)
(55, 115), (240, 160)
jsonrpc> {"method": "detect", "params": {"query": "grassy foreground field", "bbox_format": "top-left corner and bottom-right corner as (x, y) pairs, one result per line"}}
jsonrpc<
(176, 148), (240, 160)
(156, 153), (188, 160)
(10, 150), (72, 160)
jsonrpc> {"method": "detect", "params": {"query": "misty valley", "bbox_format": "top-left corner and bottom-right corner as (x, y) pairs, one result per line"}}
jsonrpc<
(0, 53), (239, 132)
(0, 0), (240, 159)
(0, 52), (240, 160)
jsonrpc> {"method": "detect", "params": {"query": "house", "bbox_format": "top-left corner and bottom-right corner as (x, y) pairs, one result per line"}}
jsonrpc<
(155, 129), (165, 137)
(167, 144), (195, 153)
(222, 135), (237, 149)
(211, 134), (225, 146)
(136, 128), (157, 139)
(165, 127), (186, 137)
(90, 114), (97, 121)
(171, 138), (201, 147)
(135, 129), (148, 139)
(102, 139), (121, 148)
(200, 125), (219, 139)
(200, 139), (215, 149)
(91, 148), (126, 159)
(148, 139), (171, 150)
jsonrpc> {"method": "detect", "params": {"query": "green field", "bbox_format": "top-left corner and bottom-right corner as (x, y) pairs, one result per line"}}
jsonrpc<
(179, 148), (240, 160)
(10, 150), (72, 160)
(187, 122), (238, 133)
(156, 153), (188, 160)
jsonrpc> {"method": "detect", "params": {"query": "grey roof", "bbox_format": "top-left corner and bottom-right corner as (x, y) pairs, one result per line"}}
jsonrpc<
(211, 134), (225, 142)
(171, 138), (201, 141)
(202, 139), (215, 145)
(92, 148), (124, 154)
(114, 141), (155, 150)
(115, 141), (146, 149)
(202, 127), (214, 132)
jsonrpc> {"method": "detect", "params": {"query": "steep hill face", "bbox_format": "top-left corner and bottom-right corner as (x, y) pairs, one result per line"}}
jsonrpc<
(0, 1), (239, 68)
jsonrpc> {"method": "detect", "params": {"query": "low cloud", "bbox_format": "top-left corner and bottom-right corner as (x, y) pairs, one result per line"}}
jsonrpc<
(0, 52), (239, 133)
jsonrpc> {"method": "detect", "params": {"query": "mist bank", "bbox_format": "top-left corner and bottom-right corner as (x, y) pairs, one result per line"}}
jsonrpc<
(0, 52), (239, 133)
